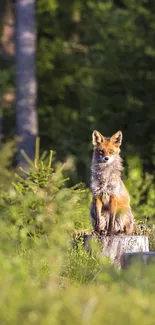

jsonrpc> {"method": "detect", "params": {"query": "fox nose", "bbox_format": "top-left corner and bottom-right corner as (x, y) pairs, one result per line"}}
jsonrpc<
(105, 156), (109, 161)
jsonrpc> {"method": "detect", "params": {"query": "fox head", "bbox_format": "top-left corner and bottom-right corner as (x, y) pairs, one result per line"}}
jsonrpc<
(92, 130), (122, 164)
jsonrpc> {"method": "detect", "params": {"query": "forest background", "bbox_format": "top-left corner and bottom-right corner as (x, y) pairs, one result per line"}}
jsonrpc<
(1, 0), (155, 220)
(0, 2), (155, 324)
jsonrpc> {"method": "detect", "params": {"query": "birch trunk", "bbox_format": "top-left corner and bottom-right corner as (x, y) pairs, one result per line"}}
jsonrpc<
(15, 0), (38, 169)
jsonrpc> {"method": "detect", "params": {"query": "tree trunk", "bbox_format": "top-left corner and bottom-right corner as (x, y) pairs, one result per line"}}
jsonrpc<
(15, 0), (38, 169)
(84, 234), (149, 268)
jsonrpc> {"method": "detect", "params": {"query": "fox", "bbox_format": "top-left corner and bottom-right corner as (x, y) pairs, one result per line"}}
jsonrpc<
(90, 130), (134, 235)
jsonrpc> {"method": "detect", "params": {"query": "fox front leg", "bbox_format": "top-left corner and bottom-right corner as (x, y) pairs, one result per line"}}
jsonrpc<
(95, 197), (103, 233)
(108, 196), (118, 235)
(108, 213), (116, 235)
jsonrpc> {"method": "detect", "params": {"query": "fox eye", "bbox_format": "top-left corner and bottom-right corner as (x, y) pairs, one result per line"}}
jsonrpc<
(109, 149), (114, 154)
(99, 150), (104, 155)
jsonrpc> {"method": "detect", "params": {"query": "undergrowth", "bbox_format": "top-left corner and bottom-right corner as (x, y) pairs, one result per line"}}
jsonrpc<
(0, 142), (155, 324)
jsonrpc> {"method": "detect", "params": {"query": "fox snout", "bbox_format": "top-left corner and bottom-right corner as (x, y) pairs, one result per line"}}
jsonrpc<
(97, 154), (110, 163)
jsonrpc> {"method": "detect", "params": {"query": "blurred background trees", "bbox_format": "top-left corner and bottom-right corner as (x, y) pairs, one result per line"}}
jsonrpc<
(0, 0), (155, 219)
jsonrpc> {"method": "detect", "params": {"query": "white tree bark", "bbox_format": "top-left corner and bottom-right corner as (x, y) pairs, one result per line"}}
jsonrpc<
(15, 0), (38, 168)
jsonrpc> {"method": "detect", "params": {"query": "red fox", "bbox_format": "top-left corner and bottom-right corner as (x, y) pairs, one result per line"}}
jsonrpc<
(90, 130), (134, 235)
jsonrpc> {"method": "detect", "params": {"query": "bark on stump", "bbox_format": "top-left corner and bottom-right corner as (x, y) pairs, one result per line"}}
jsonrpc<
(121, 251), (155, 269)
(84, 235), (149, 267)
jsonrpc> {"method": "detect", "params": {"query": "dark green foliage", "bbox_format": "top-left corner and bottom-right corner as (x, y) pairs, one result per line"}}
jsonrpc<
(36, 0), (155, 182)
(1, 0), (155, 219)
(36, 0), (155, 220)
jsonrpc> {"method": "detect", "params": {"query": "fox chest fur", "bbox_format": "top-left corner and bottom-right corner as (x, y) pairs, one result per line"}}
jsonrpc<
(91, 154), (123, 201)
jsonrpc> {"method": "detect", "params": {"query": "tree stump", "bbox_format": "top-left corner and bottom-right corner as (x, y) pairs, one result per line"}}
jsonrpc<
(84, 234), (149, 267)
(121, 252), (155, 269)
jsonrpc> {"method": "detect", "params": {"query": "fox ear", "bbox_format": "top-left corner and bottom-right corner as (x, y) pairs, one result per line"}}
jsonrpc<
(110, 131), (122, 147)
(92, 130), (104, 146)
